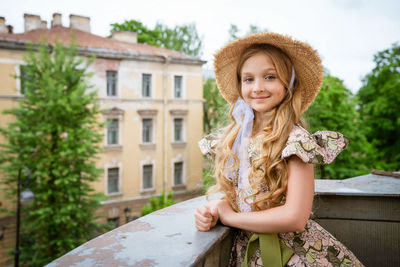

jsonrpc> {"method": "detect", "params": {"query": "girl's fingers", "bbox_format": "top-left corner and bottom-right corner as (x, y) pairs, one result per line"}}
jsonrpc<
(194, 210), (212, 224)
(195, 220), (211, 231)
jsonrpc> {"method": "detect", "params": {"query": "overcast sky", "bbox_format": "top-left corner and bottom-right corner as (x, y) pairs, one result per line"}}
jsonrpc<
(3, 0), (400, 92)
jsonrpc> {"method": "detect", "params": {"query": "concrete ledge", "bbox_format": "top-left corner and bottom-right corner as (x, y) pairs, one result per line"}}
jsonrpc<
(46, 196), (233, 267)
(47, 173), (400, 267)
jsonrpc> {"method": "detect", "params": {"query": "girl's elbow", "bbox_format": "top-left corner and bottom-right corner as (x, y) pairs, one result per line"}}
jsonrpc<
(292, 219), (307, 232)
(288, 213), (308, 232)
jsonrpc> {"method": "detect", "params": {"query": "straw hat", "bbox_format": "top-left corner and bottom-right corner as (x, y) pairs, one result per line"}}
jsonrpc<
(214, 32), (323, 113)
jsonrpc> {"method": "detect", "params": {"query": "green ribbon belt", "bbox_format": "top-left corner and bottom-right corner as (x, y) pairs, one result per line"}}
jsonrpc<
(242, 233), (293, 267)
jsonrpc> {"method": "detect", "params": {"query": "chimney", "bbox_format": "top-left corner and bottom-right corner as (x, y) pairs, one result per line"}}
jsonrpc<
(7, 25), (13, 34)
(40, 20), (47, 29)
(69, 14), (90, 33)
(0, 17), (7, 34)
(24, 13), (42, 32)
(112, 31), (138, 44)
(51, 13), (62, 28)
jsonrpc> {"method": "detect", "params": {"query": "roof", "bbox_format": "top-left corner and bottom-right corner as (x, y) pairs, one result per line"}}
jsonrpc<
(0, 26), (205, 65)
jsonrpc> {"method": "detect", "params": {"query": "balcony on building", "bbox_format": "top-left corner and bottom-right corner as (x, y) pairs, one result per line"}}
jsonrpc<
(47, 172), (400, 267)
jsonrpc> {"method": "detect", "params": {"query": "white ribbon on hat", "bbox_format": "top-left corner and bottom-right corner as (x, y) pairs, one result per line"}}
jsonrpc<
(225, 98), (254, 192)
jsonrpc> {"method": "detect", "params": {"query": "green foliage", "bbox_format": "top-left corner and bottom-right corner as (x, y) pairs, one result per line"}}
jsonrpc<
(228, 24), (268, 41)
(0, 43), (106, 266)
(140, 191), (175, 216)
(203, 78), (230, 134)
(202, 159), (216, 194)
(357, 43), (400, 170)
(304, 74), (371, 179)
(110, 20), (203, 56)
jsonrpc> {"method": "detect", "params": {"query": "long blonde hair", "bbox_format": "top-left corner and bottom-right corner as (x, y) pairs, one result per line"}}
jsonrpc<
(208, 44), (304, 211)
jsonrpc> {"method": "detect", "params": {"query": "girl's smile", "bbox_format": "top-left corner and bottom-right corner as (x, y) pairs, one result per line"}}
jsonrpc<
(240, 52), (286, 116)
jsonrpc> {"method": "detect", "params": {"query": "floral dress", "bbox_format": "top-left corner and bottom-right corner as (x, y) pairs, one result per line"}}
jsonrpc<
(198, 125), (364, 267)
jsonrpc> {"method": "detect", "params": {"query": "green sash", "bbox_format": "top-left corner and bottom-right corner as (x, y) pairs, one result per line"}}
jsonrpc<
(242, 233), (293, 267)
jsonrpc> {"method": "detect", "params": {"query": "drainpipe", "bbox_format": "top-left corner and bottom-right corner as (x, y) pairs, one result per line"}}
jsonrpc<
(162, 56), (170, 199)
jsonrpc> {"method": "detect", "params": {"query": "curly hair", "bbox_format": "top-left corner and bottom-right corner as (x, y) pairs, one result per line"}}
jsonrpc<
(208, 44), (305, 211)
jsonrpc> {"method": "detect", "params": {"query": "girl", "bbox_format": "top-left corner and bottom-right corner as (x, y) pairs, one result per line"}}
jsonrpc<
(195, 33), (363, 267)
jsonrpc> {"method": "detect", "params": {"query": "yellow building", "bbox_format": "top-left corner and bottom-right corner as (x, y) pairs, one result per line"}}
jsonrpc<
(0, 13), (205, 264)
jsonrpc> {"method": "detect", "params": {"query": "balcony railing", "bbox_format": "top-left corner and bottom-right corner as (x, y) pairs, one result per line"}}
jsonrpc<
(47, 173), (400, 267)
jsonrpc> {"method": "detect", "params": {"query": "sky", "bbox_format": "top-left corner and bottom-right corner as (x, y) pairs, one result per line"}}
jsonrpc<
(2, 0), (400, 93)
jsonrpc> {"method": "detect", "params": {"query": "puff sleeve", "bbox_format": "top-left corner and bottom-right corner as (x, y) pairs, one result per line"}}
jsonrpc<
(282, 126), (349, 164)
(198, 133), (220, 159)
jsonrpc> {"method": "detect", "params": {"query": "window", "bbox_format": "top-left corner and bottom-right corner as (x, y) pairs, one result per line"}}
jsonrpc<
(174, 162), (183, 185)
(142, 118), (153, 143)
(174, 75), (183, 98)
(107, 167), (119, 194)
(174, 118), (183, 142)
(107, 217), (119, 229)
(142, 74), (152, 97)
(107, 119), (118, 145)
(106, 71), (117, 96)
(20, 65), (31, 94)
(142, 164), (153, 189)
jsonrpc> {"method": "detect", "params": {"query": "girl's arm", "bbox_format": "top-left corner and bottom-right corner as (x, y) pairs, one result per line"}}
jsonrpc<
(217, 156), (314, 233)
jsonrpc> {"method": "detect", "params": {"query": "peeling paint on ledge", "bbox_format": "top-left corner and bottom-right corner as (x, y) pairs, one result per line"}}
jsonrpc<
(46, 196), (232, 267)
(47, 174), (399, 266)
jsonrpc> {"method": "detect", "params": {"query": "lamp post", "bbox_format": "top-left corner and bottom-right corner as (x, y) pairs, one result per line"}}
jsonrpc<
(123, 207), (131, 223)
(123, 207), (138, 223)
(15, 166), (33, 267)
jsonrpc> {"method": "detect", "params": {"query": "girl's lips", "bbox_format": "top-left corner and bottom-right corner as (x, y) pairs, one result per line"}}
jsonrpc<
(252, 96), (270, 100)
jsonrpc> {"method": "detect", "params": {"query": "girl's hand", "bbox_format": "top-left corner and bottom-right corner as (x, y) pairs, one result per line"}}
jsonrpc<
(215, 199), (235, 226)
(194, 201), (219, 231)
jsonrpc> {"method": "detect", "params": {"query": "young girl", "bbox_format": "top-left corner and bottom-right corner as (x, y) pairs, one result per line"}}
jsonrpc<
(195, 33), (363, 266)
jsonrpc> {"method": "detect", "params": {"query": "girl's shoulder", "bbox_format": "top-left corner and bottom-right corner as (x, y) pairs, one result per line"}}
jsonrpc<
(198, 133), (220, 158)
(282, 125), (349, 164)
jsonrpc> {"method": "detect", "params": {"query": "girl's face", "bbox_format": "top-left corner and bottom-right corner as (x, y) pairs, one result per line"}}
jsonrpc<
(240, 52), (286, 115)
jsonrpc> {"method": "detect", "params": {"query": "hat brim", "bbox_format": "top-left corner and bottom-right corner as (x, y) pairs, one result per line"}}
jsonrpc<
(214, 32), (323, 113)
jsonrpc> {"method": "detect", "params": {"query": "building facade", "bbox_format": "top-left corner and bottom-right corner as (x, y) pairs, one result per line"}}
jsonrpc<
(0, 13), (205, 265)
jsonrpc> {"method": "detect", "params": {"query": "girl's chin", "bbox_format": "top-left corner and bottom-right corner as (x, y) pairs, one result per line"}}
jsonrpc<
(252, 107), (275, 114)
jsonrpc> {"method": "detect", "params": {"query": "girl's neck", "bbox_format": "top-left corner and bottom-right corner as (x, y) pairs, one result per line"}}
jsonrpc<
(251, 110), (273, 138)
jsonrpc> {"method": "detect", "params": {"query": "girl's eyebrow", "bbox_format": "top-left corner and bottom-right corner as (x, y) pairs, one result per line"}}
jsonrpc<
(242, 68), (276, 76)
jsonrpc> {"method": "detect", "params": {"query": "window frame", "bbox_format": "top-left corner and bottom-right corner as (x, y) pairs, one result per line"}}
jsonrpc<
(173, 118), (184, 142)
(171, 155), (186, 188)
(103, 107), (124, 149)
(173, 75), (183, 99)
(140, 159), (156, 192)
(106, 70), (118, 97)
(104, 161), (123, 196)
(107, 118), (119, 145)
(141, 73), (153, 98)
(142, 118), (153, 144)
(173, 161), (184, 186)
(107, 167), (120, 194)
(19, 65), (31, 95)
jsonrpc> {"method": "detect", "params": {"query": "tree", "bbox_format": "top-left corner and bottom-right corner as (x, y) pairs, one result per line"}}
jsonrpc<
(0, 43), (105, 266)
(228, 24), (268, 41)
(110, 20), (203, 56)
(304, 73), (371, 179)
(203, 78), (230, 134)
(357, 43), (400, 171)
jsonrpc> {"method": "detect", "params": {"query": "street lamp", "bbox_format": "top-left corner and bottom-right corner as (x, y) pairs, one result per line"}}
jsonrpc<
(123, 207), (138, 223)
(15, 166), (34, 267)
(124, 207), (131, 223)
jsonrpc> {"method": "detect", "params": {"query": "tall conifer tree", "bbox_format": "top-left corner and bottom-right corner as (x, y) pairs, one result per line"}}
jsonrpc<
(0, 43), (104, 266)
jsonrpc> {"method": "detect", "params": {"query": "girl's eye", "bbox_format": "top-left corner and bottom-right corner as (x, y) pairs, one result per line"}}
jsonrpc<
(243, 77), (253, 82)
(265, 75), (276, 80)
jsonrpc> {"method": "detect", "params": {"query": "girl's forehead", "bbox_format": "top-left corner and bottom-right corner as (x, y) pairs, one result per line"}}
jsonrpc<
(241, 52), (276, 71)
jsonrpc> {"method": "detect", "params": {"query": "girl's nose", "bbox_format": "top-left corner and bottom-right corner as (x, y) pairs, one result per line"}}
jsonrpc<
(253, 79), (265, 93)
